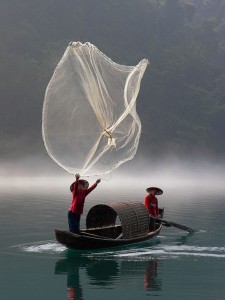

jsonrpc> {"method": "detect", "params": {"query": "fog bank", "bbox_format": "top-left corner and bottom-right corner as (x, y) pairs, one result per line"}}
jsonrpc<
(0, 156), (225, 194)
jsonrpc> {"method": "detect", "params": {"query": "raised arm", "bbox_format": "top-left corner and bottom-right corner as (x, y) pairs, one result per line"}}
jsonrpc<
(70, 173), (80, 192)
(86, 178), (101, 195)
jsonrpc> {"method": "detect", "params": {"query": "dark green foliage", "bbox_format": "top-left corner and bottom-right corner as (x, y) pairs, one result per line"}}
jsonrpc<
(0, 0), (225, 159)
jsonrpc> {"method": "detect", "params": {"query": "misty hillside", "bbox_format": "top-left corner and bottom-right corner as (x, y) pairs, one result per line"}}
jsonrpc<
(0, 0), (225, 162)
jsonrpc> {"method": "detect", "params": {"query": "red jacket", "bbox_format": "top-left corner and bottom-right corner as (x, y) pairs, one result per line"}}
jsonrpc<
(69, 181), (97, 214)
(144, 194), (159, 217)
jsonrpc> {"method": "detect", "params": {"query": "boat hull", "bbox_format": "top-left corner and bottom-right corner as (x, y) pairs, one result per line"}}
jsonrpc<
(55, 225), (162, 250)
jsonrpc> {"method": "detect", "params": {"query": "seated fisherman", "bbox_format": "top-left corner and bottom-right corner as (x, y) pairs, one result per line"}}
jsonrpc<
(144, 186), (163, 231)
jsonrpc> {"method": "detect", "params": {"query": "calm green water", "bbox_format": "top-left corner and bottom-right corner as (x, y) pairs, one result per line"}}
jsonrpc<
(0, 178), (225, 300)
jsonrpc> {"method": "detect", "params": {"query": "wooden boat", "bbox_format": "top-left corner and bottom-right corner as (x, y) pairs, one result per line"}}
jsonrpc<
(55, 201), (164, 250)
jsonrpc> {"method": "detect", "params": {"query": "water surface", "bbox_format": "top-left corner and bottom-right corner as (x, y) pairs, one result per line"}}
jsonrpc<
(0, 177), (225, 300)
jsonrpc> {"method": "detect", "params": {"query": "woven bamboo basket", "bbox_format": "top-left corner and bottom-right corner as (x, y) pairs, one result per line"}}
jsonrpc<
(86, 201), (149, 239)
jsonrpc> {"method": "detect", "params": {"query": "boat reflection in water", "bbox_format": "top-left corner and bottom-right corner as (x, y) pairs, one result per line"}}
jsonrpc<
(55, 251), (162, 300)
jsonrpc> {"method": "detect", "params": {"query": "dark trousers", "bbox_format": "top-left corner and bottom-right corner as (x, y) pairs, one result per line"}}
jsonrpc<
(149, 217), (156, 231)
(68, 211), (81, 234)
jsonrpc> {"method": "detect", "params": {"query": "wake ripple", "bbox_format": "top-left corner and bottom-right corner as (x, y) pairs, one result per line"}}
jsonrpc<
(11, 242), (225, 259)
(12, 240), (66, 254)
(94, 245), (225, 259)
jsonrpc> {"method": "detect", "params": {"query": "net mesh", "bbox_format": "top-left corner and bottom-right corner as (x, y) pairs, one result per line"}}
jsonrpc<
(42, 42), (148, 176)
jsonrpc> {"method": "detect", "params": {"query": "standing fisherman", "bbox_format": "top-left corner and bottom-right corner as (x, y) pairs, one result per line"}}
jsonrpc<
(144, 187), (163, 230)
(68, 173), (101, 234)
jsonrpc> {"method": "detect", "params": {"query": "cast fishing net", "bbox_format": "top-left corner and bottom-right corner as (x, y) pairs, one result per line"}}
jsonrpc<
(42, 42), (148, 176)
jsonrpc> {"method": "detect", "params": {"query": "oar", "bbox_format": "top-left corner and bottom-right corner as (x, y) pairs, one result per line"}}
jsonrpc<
(152, 217), (197, 233)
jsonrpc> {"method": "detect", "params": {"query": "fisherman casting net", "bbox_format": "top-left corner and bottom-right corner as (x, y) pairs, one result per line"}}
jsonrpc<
(42, 42), (148, 176)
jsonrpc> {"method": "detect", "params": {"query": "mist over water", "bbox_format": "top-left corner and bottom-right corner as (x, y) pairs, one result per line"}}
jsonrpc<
(1, 155), (225, 194)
